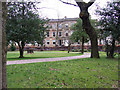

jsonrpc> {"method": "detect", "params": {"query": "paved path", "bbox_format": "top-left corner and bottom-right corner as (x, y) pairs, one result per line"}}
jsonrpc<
(7, 53), (90, 65)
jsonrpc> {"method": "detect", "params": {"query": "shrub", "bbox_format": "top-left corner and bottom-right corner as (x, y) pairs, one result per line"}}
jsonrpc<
(88, 49), (91, 52)
(74, 49), (78, 52)
(10, 43), (16, 51)
(77, 49), (81, 52)
(84, 49), (88, 52)
(72, 49), (75, 52)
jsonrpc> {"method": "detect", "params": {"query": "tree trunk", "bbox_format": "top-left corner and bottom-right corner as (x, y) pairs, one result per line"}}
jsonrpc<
(55, 22), (59, 48)
(76, 2), (100, 58)
(68, 43), (71, 53)
(90, 35), (99, 58)
(18, 41), (25, 58)
(99, 38), (102, 45)
(80, 15), (99, 58)
(0, 2), (2, 89)
(19, 48), (24, 58)
(81, 36), (84, 54)
(0, 2), (7, 89)
(105, 39), (109, 57)
(108, 39), (115, 58)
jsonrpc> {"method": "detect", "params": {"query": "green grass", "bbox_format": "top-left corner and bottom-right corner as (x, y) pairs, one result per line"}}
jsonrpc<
(7, 51), (82, 61)
(7, 52), (118, 88)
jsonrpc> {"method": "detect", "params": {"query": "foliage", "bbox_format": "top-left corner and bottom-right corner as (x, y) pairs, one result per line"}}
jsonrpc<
(6, 2), (48, 57)
(96, 2), (120, 42)
(70, 18), (99, 43)
(96, 2), (120, 58)
(7, 52), (118, 88)
(70, 19), (88, 43)
(6, 2), (48, 44)
(10, 43), (16, 51)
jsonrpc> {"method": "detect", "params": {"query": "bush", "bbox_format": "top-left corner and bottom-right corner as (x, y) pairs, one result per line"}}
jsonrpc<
(77, 49), (81, 52)
(88, 49), (91, 52)
(84, 49), (88, 52)
(72, 49), (82, 52)
(72, 49), (75, 52)
(10, 43), (16, 51)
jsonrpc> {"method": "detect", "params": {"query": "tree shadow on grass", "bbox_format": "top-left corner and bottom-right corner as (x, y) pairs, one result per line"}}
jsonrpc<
(7, 57), (50, 61)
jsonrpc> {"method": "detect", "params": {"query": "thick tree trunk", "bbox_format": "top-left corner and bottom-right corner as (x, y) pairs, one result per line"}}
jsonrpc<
(81, 36), (84, 54)
(0, 2), (2, 89)
(90, 35), (99, 58)
(108, 39), (115, 58)
(75, 1), (100, 58)
(0, 2), (7, 89)
(80, 14), (99, 58)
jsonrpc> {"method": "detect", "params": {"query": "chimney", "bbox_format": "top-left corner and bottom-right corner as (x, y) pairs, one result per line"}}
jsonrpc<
(64, 16), (67, 19)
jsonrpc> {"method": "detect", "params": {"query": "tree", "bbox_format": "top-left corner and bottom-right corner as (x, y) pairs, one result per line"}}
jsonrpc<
(59, 0), (100, 58)
(0, 2), (7, 89)
(96, 2), (120, 58)
(6, 2), (48, 58)
(71, 19), (89, 54)
(65, 36), (74, 53)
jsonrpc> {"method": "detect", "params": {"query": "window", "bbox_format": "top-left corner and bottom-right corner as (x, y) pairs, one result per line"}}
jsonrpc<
(71, 23), (74, 26)
(66, 33), (68, 36)
(58, 24), (62, 29)
(47, 32), (49, 37)
(47, 40), (49, 45)
(71, 31), (73, 35)
(53, 32), (55, 37)
(53, 40), (56, 44)
(65, 24), (68, 28)
(59, 32), (61, 37)
(53, 24), (56, 29)
(58, 40), (62, 46)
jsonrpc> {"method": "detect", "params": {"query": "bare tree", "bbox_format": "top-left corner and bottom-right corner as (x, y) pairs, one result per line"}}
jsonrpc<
(59, 0), (100, 58)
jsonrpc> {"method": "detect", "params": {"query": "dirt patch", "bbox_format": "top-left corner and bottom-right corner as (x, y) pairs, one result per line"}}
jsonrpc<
(49, 68), (60, 71)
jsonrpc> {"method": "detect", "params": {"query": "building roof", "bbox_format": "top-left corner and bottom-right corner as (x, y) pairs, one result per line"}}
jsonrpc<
(49, 18), (78, 22)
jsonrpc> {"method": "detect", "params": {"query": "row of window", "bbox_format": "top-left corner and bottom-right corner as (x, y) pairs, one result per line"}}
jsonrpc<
(47, 23), (74, 29)
(53, 24), (69, 29)
(47, 32), (62, 37)
(47, 40), (56, 45)
(46, 40), (62, 46)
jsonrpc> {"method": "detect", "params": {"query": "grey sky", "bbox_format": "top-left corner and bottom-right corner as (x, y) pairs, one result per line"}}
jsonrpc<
(37, 0), (111, 19)
(1, 0), (113, 19)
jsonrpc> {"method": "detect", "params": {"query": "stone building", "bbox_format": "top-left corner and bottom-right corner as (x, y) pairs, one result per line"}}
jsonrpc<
(44, 17), (79, 47)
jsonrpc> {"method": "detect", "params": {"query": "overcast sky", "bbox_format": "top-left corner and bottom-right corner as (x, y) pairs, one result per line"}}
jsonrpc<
(36, 0), (111, 19)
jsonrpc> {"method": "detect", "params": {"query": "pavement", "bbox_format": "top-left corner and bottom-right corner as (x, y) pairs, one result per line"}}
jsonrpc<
(7, 53), (91, 65)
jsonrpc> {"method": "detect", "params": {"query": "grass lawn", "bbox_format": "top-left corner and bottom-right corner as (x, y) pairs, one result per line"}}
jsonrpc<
(7, 52), (118, 88)
(7, 51), (83, 61)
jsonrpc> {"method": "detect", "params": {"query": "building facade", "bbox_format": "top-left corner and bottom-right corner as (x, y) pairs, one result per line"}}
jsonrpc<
(44, 18), (79, 47)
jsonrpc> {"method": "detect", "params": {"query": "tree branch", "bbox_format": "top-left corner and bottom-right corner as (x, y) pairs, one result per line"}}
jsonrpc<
(87, 0), (96, 7)
(75, 0), (95, 10)
(59, 0), (78, 7)
(76, 2), (85, 8)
